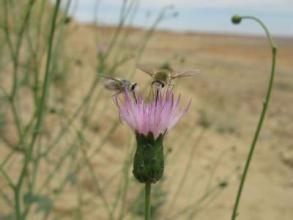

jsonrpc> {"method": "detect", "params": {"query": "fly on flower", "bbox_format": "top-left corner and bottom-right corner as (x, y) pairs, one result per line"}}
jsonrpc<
(100, 75), (138, 102)
(137, 63), (199, 89)
(115, 89), (190, 183)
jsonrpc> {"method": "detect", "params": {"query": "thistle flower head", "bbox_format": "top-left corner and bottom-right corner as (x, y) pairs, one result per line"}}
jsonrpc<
(115, 89), (190, 139)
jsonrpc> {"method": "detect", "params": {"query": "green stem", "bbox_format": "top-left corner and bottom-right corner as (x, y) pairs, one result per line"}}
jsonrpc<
(145, 182), (151, 220)
(11, 0), (35, 99)
(14, 1), (62, 219)
(230, 15), (277, 220)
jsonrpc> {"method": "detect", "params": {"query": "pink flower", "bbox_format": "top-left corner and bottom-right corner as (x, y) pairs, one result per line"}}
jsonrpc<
(115, 89), (190, 139)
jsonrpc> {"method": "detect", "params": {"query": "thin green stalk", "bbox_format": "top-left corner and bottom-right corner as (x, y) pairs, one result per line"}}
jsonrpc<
(145, 182), (151, 220)
(3, 0), (15, 62)
(14, 1), (62, 219)
(90, 119), (120, 158)
(230, 15), (277, 220)
(0, 150), (15, 168)
(79, 144), (113, 217)
(115, 140), (134, 220)
(10, 0), (35, 99)
(32, 0), (47, 104)
(0, 167), (14, 189)
(167, 167), (238, 220)
(6, 0), (35, 141)
(69, 121), (112, 217)
(75, 180), (84, 220)
(37, 141), (76, 193)
(110, 0), (138, 62)
(37, 110), (84, 193)
(2, 0), (29, 139)
(104, 0), (128, 58)
(135, 6), (175, 64)
(39, 76), (100, 158)
(167, 129), (206, 211)
(0, 188), (13, 208)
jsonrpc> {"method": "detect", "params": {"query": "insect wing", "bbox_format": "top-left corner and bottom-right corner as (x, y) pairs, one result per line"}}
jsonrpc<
(100, 75), (121, 81)
(104, 80), (122, 91)
(137, 64), (155, 77)
(100, 76), (122, 91)
(171, 70), (200, 79)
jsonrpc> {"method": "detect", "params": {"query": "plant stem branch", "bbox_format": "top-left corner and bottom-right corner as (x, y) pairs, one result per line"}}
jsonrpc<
(14, 1), (61, 219)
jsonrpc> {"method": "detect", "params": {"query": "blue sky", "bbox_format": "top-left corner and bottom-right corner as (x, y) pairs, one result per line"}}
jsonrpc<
(61, 0), (293, 37)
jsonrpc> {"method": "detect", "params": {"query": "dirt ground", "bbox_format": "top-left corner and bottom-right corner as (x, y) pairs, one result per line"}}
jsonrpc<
(1, 19), (293, 220)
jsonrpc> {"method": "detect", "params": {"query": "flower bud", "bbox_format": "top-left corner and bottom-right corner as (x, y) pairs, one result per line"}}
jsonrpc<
(133, 133), (164, 183)
(231, 15), (242, 24)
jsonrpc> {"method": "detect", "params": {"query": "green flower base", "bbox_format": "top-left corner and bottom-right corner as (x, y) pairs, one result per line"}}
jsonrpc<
(133, 133), (164, 183)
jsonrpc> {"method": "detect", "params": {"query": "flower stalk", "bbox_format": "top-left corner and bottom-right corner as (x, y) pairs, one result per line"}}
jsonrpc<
(230, 15), (277, 220)
(145, 182), (151, 220)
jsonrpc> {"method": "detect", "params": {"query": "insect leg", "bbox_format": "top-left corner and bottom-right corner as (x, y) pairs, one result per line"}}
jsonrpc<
(132, 90), (138, 103)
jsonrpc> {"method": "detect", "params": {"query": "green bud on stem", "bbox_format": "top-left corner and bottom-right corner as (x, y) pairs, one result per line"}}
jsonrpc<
(231, 15), (242, 24)
(133, 133), (164, 183)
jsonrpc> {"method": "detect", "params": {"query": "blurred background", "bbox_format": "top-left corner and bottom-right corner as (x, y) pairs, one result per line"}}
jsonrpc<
(0, 0), (292, 219)
(63, 0), (293, 36)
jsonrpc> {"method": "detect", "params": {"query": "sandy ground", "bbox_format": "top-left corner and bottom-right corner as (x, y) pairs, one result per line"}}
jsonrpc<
(0, 19), (293, 220)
